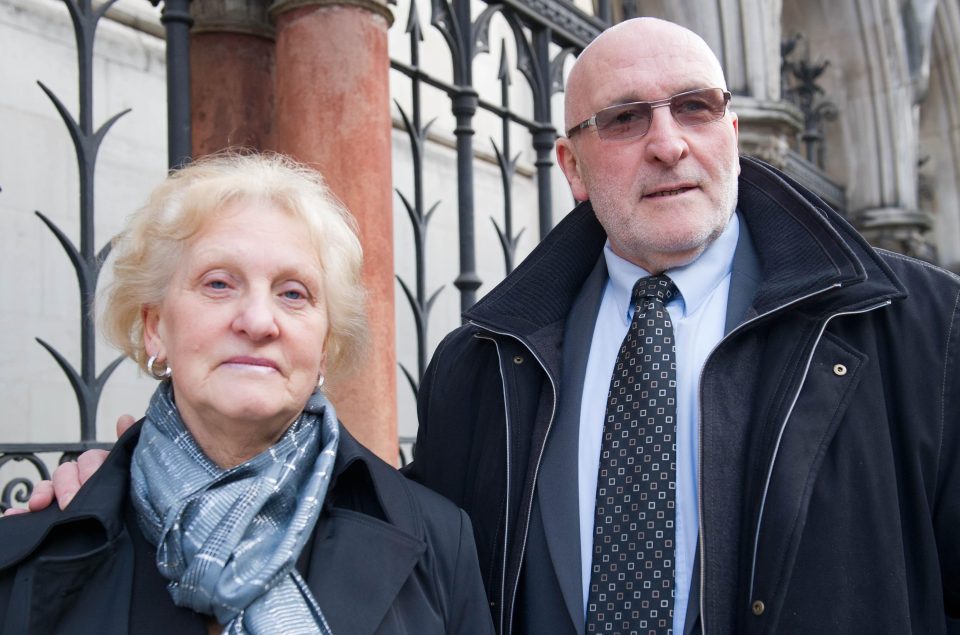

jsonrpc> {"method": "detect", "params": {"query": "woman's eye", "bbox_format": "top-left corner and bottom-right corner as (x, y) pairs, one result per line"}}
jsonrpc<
(207, 279), (228, 290)
(282, 289), (305, 301)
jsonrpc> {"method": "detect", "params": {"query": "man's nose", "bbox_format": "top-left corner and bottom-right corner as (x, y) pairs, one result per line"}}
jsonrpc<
(232, 291), (280, 340)
(642, 105), (688, 166)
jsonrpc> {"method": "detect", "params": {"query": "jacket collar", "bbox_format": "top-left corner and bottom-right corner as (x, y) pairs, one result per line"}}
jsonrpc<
(0, 416), (411, 557)
(0, 418), (427, 635)
(306, 427), (428, 634)
(0, 421), (141, 570)
(464, 156), (906, 344)
(328, 423), (424, 538)
(463, 197), (606, 340)
(736, 157), (906, 317)
(0, 416), (415, 537)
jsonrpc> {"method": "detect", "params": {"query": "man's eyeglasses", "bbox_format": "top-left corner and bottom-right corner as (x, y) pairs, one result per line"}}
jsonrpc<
(566, 87), (732, 141)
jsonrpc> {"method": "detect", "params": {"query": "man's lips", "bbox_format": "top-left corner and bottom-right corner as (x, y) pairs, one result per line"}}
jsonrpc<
(643, 184), (697, 198)
(222, 356), (279, 371)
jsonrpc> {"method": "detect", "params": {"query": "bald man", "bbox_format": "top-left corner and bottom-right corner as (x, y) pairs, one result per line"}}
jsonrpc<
(28, 16), (959, 635)
(408, 16), (960, 635)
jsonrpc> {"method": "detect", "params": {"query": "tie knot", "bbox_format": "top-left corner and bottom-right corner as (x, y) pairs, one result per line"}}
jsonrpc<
(632, 274), (679, 306)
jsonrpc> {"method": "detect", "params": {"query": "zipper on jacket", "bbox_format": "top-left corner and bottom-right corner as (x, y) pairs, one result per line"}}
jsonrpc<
(695, 282), (842, 634)
(745, 299), (890, 610)
(473, 323), (559, 635)
(472, 288), (889, 633)
(475, 332), (514, 635)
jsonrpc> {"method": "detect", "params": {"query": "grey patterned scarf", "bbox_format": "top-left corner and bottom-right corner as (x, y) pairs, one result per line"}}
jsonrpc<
(130, 381), (338, 634)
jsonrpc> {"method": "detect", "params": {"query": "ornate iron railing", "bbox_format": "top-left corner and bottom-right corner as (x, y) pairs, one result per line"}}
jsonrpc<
(391, 0), (601, 404)
(391, 0), (604, 454)
(0, 0), (193, 512)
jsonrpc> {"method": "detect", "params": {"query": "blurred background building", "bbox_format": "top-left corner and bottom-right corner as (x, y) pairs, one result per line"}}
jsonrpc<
(1, 0), (958, 506)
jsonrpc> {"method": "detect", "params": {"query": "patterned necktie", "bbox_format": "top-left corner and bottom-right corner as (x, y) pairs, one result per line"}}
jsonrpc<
(587, 275), (680, 635)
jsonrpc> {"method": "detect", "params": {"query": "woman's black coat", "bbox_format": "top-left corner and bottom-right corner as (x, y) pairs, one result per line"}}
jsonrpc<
(0, 421), (494, 634)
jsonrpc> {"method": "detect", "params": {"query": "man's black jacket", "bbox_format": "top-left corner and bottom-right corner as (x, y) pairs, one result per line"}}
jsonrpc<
(406, 157), (960, 634)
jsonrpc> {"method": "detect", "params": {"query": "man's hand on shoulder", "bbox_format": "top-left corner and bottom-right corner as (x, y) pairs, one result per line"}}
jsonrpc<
(2, 414), (135, 516)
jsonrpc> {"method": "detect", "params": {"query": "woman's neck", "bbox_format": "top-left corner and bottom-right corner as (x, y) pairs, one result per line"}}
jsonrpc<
(182, 411), (293, 469)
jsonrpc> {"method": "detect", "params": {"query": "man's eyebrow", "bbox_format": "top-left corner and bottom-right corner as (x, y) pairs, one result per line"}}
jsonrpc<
(601, 85), (714, 108)
(599, 93), (646, 108)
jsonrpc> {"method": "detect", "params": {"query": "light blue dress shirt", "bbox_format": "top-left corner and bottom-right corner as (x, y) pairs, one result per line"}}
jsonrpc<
(578, 213), (740, 634)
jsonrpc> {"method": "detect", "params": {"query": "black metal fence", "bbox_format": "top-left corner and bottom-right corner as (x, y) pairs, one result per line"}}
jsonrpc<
(0, 0), (605, 507)
(391, 0), (602, 423)
(0, 0), (193, 511)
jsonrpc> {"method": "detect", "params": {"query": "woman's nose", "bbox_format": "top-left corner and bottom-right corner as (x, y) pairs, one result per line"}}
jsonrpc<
(232, 291), (280, 340)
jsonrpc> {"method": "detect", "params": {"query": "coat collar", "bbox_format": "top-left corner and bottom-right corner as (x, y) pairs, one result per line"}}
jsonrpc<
(464, 156), (906, 345)
(463, 197), (606, 340)
(0, 418), (427, 635)
(736, 157), (906, 317)
(306, 428), (427, 634)
(0, 422), (140, 570)
(0, 417), (418, 536)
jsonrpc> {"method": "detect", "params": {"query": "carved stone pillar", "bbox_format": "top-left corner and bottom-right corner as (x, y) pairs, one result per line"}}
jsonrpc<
(271, 0), (397, 464)
(732, 0), (805, 168)
(854, 207), (938, 262)
(734, 96), (802, 169)
(190, 0), (275, 155)
(839, 0), (934, 259)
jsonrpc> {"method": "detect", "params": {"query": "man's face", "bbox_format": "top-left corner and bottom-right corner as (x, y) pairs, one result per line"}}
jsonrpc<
(557, 22), (741, 274)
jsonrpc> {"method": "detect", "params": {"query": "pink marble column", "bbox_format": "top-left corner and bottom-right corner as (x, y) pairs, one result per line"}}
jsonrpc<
(271, 0), (398, 464)
(190, 1), (275, 155)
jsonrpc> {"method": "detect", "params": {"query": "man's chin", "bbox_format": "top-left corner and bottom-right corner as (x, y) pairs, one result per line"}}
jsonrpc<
(612, 231), (718, 273)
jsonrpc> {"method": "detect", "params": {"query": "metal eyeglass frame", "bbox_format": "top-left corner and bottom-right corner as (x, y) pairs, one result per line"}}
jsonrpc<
(565, 87), (732, 140)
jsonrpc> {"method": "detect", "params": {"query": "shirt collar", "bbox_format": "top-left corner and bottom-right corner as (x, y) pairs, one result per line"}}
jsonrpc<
(605, 211), (741, 325)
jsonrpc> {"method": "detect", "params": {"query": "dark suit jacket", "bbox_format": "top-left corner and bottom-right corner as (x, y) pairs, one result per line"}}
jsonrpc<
(0, 421), (494, 634)
(518, 221), (761, 635)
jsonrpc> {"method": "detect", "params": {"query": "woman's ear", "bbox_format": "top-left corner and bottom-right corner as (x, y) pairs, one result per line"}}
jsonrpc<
(142, 305), (164, 358)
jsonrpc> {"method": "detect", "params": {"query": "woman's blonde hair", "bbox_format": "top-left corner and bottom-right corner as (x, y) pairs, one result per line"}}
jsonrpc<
(101, 152), (367, 378)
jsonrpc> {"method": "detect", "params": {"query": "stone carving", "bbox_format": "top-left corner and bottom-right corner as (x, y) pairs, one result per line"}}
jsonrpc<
(781, 34), (838, 169)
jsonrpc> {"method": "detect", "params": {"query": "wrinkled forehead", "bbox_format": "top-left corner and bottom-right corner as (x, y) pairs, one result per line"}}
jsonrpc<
(565, 24), (726, 125)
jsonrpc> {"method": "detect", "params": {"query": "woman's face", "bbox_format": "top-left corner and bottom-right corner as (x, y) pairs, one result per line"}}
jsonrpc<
(143, 199), (329, 435)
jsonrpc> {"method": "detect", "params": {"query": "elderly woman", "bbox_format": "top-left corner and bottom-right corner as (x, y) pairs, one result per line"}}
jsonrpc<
(0, 154), (492, 634)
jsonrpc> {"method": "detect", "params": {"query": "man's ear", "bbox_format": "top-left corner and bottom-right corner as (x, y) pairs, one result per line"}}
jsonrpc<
(142, 305), (164, 358)
(556, 138), (590, 202)
(730, 112), (741, 175)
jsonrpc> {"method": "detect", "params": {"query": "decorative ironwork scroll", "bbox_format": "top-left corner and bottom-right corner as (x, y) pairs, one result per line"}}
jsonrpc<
(36, 0), (128, 445)
(395, 0), (446, 403)
(490, 39), (525, 274)
(0, 0), (195, 510)
(782, 34), (838, 169)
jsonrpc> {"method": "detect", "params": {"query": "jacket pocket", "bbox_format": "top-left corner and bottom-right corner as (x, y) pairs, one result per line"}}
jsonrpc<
(26, 536), (131, 635)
